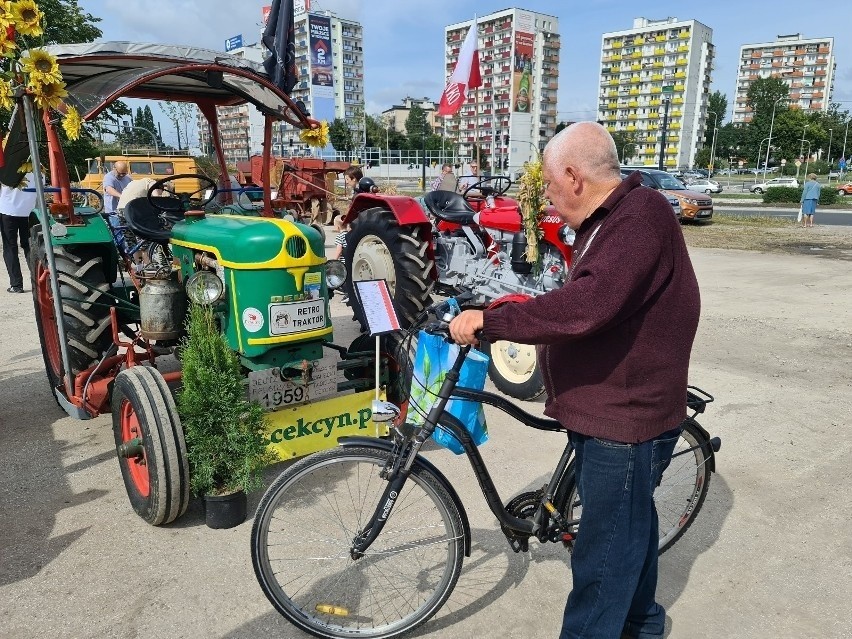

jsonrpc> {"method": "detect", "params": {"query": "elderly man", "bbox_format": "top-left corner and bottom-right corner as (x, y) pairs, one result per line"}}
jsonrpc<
(103, 160), (131, 214)
(450, 122), (700, 639)
(456, 161), (481, 195)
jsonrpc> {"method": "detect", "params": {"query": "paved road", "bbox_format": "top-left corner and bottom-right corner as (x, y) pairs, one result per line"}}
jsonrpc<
(2, 242), (851, 638)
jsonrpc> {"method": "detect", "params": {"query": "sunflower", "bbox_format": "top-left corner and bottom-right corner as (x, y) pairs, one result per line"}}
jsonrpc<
(21, 49), (61, 84)
(300, 120), (329, 148)
(62, 105), (81, 140)
(30, 78), (67, 110)
(19, 159), (33, 173)
(0, 78), (12, 110)
(0, 2), (13, 31)
(10, 0), (42, 37)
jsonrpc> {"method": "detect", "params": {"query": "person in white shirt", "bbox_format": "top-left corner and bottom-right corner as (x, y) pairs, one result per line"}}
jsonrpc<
(1, 172), (38, 293)
(117, 177), (159, 211)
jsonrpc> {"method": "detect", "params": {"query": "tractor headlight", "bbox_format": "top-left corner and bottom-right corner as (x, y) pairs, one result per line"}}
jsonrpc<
(325, 259), (347, 290)
(185, 270), (225, 305)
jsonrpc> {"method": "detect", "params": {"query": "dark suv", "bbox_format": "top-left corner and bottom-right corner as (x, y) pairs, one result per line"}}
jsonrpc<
(621, 168), (713, 222)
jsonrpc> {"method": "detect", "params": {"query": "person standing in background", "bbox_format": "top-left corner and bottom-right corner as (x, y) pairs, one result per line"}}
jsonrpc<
(1, 172), (38, 293)
(800, 173), (821, 228)
(103, 160), (131, 214)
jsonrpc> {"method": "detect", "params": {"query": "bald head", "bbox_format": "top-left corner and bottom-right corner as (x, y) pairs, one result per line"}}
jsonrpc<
(113, 160), (128, 174)
(544, 122), (620, 183)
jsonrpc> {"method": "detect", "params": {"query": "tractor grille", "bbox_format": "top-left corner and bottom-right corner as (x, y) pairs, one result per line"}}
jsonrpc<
(286, 236), (307, 258)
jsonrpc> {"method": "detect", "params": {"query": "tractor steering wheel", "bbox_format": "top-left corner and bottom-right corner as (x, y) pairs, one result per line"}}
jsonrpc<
(461, 175), (512, 200)
(148, 174), (218, 213)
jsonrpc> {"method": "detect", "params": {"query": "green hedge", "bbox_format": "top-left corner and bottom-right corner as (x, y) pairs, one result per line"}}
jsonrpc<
(762, 187), (837, 206)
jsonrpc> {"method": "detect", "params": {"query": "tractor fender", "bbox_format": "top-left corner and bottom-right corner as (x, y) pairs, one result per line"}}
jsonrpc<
(344, 193), (430, 227)
(336, 435), (472, 557)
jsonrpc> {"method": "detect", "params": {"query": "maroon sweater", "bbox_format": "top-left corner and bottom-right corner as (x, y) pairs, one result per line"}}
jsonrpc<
(483, 172), (700, 443)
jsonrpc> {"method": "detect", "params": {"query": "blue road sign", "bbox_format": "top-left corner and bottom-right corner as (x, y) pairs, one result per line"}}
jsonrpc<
(225, 34), (243, 52)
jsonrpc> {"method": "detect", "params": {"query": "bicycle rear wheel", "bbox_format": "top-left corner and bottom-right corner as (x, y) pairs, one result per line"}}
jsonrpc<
(558, 419), (712, 554)
(251, 446), (465, 639)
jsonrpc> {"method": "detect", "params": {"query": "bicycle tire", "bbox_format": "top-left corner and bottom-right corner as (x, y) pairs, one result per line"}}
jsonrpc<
(556, 419), (712, 554)
(251, 446), (465, 639)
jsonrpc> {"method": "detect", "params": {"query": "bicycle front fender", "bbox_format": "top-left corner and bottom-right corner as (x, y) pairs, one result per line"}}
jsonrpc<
(337, 435), (472, 557)
(683, 417), (716, 473)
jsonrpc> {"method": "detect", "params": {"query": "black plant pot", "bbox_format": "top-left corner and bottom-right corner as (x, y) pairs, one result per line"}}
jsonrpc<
(204, 490), (247, 529)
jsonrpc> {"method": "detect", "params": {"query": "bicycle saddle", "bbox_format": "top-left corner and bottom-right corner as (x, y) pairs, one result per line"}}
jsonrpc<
(423, 190), (477, 225)
(122, 197), (185, 242)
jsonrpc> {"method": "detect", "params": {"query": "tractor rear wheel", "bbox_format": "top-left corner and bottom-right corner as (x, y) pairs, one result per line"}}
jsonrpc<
(29, 226), (114, 398)
(111, 366), (189, 525)
(345, 207), (434, 329)
(480, 339), (546, 401)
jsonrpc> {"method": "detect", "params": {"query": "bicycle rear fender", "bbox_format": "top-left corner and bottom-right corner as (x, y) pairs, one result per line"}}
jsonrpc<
(336, 436), (472, 558)
(684, 417), (715, 473)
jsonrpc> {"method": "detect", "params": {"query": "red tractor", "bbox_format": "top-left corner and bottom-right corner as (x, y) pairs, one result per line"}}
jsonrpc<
(343, 175), (575, 400)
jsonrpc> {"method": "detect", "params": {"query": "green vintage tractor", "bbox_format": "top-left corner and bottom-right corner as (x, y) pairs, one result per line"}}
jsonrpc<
(10, 43), (385, 526)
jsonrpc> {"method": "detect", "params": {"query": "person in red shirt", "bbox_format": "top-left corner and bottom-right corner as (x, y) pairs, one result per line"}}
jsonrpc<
(450, 121), (700, 639)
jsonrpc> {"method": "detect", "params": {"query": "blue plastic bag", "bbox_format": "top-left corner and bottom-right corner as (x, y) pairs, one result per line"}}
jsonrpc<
(408, 330), (489, 454)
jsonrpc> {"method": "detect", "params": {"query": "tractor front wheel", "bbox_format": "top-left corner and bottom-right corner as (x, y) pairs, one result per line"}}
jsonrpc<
(345, 207), (434, 329)
(480, 339), (546, 401)
(111, 366), (189, 525)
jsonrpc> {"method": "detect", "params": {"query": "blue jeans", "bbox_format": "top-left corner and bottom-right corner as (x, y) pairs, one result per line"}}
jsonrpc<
(559, 426), (681, 639)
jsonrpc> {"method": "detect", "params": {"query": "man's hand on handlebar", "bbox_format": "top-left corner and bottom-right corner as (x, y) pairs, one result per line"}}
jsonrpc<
(449, 310), (484, 346)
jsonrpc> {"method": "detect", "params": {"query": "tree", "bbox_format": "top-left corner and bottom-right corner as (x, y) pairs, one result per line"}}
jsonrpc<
(610, 130), (637, 163)
(365, 113), (406, 150)
(37, 0), (102, 45)
(745, 77), (790, 121)
(161, 101), (197, 150)
(554, 121), (571, 135)
(328, 118), (354, 159)
(705, 91), (728, 149)
(404, 104), (430, 143)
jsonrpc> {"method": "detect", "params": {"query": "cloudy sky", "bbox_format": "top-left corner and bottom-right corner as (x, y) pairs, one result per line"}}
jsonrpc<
(80, 0), (850, 145)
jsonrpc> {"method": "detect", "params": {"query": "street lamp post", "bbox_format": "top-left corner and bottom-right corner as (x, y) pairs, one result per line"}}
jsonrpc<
(706, 110), (719, 174)
(802, 140), (812, 179)
(763, 96), (787, 182)
(796, 124), (810, 179)
(842, 119), (850, 178)
(622, 143), (634, 164)
(756, 136), (771, 177)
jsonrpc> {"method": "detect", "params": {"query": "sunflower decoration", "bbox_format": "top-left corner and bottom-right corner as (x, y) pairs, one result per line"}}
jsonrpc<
(0, 78), (12, 110)
(10, 0), (41, 37)
(30, 78), (68, 110)
(61, 105), (81, 140)
(300, 120), (329, 148)
(0, 30), (16, 56)
(20, 49), (61, 84)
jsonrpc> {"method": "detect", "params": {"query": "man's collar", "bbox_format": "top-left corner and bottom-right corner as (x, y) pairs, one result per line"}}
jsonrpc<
(579, 171), (641, 231)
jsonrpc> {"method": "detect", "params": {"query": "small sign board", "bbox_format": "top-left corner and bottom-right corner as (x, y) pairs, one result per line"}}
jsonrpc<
(781, 158), (787, 165)
(354, 280), (401, 336)
(795, 160), (802, 167)
(248, 353), (342, 411)
(225, 34), (243, 52)
(662, 85), (674, 94)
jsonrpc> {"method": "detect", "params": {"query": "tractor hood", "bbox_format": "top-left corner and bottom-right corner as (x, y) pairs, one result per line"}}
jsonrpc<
(170, 215), (324, 269)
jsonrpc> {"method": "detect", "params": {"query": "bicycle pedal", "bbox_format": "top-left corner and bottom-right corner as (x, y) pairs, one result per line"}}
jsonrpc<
(508, 537), (529, 553)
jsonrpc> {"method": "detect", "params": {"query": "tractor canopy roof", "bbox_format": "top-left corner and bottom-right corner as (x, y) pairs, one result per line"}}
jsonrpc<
(44, 41), (313, 128)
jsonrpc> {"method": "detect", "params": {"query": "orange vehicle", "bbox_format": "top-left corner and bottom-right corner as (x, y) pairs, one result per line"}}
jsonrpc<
(836, 182), (852, 197)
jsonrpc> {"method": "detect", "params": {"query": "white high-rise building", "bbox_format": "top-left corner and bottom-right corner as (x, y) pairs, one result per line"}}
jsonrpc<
(598, 17), (714, 170)
(733, 34), (835, 124)
(444, 9), (560, 173)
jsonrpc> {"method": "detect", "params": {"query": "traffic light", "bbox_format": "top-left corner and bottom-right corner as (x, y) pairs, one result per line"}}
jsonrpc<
(503, 158), (509, 169)
(503, 135), (509, 145)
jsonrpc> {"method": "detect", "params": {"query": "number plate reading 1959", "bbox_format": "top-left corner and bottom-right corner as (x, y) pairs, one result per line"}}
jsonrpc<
(268, 300), (326, 336)
(248, 355), (340, 411)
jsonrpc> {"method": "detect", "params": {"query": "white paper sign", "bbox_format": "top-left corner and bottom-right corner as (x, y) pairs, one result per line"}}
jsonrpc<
(355, 280), (401, 336)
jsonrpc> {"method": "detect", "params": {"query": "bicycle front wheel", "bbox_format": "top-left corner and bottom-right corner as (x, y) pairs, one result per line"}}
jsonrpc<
(559, 419), (712, 554)
(251, 446), (465, 639)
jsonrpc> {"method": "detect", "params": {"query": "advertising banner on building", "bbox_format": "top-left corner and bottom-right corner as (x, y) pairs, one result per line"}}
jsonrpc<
(294, 0), (309, 16)
(309, 14), (334, 100)
(512, 31), (534, 113)
(261, 5), (271, 24)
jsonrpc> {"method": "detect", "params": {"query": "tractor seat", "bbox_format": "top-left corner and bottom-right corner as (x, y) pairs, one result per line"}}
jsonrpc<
(122, 197), (185, 242)
(423, 190), (477, 225)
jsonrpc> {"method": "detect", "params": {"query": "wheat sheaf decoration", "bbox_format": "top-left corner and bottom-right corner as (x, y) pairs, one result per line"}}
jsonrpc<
(0, 1), (82, 167)
(517, 155), (546, 264)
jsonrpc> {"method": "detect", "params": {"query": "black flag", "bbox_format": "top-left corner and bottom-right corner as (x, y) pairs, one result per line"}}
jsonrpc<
(262, 0), (298, 94)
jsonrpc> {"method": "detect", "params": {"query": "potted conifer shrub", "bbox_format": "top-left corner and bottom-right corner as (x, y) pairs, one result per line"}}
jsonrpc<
(178, 304), (274, 529)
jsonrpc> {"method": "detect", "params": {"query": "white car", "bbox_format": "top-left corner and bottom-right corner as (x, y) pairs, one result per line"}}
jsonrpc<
(686, 179), (723, 194)
(750, 177), (799, 194)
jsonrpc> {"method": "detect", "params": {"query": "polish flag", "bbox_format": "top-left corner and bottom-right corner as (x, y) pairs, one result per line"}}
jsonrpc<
(438, 21), (482, 116)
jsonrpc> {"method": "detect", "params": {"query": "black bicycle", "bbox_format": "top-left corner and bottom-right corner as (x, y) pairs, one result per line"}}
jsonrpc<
(251, 296), (721, 639)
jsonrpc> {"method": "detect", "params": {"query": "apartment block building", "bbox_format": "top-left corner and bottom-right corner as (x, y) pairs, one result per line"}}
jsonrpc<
(444, 9), (560, 171)
(199, 6), (365, 164)
(598, 17), (714, 169)
(381, 97), (444, 137)
(732, 34), (835, 124)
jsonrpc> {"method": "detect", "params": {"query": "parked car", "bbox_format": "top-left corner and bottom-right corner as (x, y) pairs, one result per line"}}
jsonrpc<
(836, 183), (852, 196)
(750, 177), (799, 193)
(686, 179), (723, 194)
(717, 168), (736, 176)
(621, 168), (713, 222)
